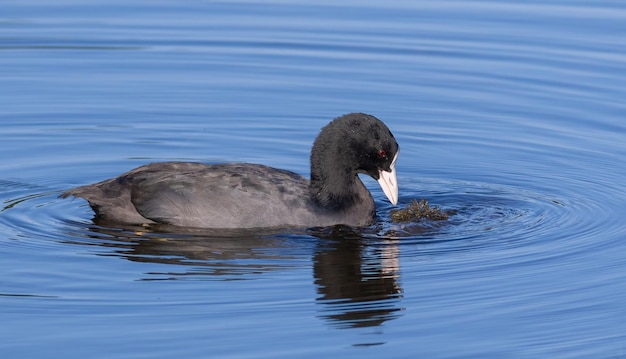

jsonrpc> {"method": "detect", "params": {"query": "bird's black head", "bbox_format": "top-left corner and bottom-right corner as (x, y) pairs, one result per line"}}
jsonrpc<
(310, 113), (399, 207)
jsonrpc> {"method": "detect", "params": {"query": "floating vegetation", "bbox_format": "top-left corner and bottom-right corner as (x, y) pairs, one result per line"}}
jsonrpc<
(390, 199), (450, 222)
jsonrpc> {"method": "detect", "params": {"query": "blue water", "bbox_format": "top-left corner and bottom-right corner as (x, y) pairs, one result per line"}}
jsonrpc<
(2, 1), (626, 358)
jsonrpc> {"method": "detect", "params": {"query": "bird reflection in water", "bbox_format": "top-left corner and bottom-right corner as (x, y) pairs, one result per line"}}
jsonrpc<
(63, 223), (304, 278)
(62, 221), (404, 328)
(312, 225), (403, 329)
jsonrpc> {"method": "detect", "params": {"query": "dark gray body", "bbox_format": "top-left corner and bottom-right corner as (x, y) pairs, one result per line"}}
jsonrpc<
(61, 113), (399, 229)
(62, 162), (376, 228)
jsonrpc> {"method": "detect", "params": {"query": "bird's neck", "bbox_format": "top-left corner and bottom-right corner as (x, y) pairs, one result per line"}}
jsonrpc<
(309, 168), (367, 210)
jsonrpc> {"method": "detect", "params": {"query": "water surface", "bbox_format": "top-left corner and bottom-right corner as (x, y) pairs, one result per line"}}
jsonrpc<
(2, 1), (626, 358)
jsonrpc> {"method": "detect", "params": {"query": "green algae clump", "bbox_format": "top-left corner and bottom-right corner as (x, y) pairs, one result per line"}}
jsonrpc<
(390, 199), (449, 222)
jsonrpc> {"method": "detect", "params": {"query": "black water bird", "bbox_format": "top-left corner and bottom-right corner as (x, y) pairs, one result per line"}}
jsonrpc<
(61, 113), (399, 228)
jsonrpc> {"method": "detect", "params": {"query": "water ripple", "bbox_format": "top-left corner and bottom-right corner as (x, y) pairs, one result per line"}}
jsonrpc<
(2, 1), (626, 356)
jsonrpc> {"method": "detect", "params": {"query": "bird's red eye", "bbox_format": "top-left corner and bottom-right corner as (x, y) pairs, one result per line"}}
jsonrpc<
(377, 150), (386, 158)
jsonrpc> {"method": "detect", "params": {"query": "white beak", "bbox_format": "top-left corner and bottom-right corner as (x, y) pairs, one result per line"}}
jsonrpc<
(377, 151), (399, 206)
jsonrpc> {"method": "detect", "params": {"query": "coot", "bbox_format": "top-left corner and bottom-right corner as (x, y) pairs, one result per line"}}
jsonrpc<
(61, 113), (399, 228)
